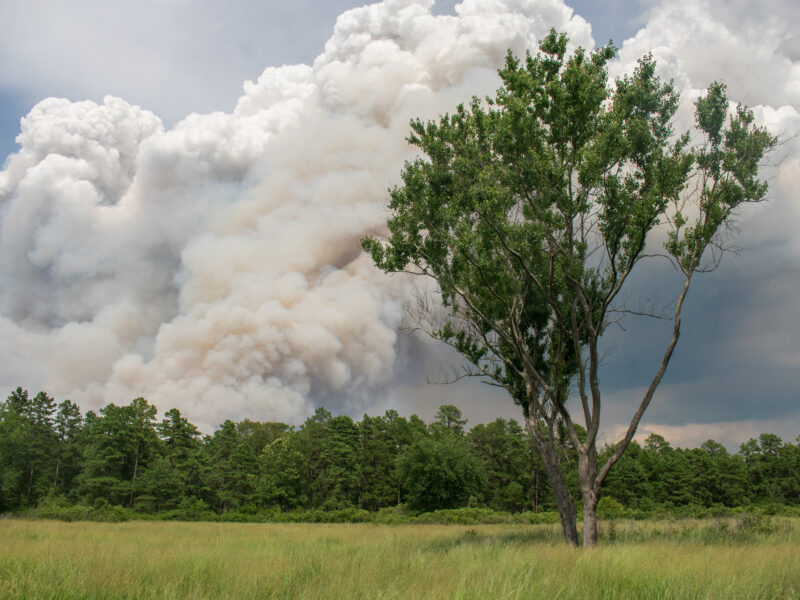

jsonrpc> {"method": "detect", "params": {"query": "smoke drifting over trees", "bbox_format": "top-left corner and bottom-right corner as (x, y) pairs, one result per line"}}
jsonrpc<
(0, 0), (798, 436)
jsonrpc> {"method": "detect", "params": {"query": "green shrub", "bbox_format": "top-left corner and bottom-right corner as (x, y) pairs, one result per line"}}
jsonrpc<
(92, 497), (110, 511)
(516, 511), (560, 524)
(415, 508), (509, 525)
(597, 497), (625, 519)
(373, 507), (409, 525)
(317, 508), (373, 523)
(171, 498), (217, 522)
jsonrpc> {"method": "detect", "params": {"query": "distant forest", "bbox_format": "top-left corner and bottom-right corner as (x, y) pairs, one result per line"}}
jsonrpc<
(1, 387), (798, 518)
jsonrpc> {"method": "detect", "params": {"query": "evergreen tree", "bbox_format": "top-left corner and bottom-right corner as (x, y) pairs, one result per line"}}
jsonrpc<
(599, 441), (651, 508)
(125, 398), (160, 508)
(258, 435), (306, 509)
(237, 419), (290, 454)
(356, 414), (399, 510)
(207, 420), (249, 512)
(398, 431), (486, 511)
(469, 418), (532, 511)
(0, 389), (58, 508)
(0, 393), (29, 510)
(741, 434), (800, 504)
(315, 415), (360, 509)
(52, 400), (83, 497)
(157, 408), (210, 504)
(77, 398), (159, 506)
(431, 405), (467, 436)
(687, 440), (749, 507)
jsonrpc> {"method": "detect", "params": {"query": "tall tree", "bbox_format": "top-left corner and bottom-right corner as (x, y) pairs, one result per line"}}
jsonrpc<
(0, 390), (30, 510)
(469, 418), (533, 511)
(313, 415), (360, 510)
(0, 389), (58, 508)
(397, 431), (486, 512)
(206, 420), (258, 512)
(431, 405), (467, 436)
(77, 398), (159, 506)
(236, 419), (291, 454)
(159, 408), (209, 501)
(52, 400), (83, 496)
(740, 434), (800, 504)
(384, 410), (419, 506)
(640, 434), (694, 507)
(687, 440), (749, 507)
(125, 398), (159, 508)
(598, 440), (651, 509)
(356, 413), (399, 510)
(258, 435), (306, 510)
(363, 31), (775, 545)
(133, 408), (209, 511)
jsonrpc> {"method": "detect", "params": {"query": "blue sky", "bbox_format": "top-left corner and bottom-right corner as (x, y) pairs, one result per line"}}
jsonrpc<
(0, 0), (797, 448)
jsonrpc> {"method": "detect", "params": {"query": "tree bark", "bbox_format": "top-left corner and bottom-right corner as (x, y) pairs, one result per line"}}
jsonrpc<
(26, 467), (34, 503)
(551, 470), (579, 547)
(582, 493), (599, 547)
(52, 456), (61, 490)
(526, 417), (578, 546)
(578, 445), (600, 547)
(129, 449), (139, 508)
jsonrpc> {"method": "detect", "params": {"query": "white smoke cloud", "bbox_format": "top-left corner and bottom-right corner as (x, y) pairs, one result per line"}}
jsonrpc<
(0, 0), (591, 430)
(0, 0), (797, 435)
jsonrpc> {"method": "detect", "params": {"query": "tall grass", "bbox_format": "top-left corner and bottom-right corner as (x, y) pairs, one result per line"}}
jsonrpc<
(1, 518), (798, 599)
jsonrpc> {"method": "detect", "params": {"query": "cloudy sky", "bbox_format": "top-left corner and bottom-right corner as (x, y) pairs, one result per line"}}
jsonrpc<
(0, 0), (797, 449)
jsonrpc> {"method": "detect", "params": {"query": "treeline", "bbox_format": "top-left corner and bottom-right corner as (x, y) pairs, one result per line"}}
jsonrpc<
(1, 387), (799, 517)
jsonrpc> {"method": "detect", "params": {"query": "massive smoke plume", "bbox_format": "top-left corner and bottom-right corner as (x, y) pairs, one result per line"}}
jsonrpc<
(0, 0), (797, 439)
(0, 0), (592, 429)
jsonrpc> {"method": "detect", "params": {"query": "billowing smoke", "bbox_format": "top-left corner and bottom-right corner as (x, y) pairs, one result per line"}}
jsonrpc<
(0, 0), (797, 440)
(0, 0), (591, 429)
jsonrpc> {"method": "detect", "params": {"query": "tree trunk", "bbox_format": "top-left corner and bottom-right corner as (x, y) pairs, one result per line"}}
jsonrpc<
(526, 417), (578, 546)
(129, 449), (139, 508)
(582, 493), (599, 547)
(26, 467), (34, 503)
(578, 445), (600, 547)
(52, 456), (61, 490)
(547, 458), (578, 546)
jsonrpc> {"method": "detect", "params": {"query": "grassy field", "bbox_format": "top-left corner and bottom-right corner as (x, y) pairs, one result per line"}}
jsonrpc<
(1, 517), (799, 599)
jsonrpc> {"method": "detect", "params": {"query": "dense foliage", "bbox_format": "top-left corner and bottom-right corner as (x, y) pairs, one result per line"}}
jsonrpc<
(1, 388), (798, 519)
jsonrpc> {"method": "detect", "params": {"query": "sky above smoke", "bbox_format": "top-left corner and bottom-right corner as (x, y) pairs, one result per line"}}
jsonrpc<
(0, 0), (797, 448)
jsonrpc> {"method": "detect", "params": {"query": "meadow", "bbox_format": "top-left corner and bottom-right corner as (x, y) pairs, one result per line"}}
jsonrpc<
(1, 517), (799, 599)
